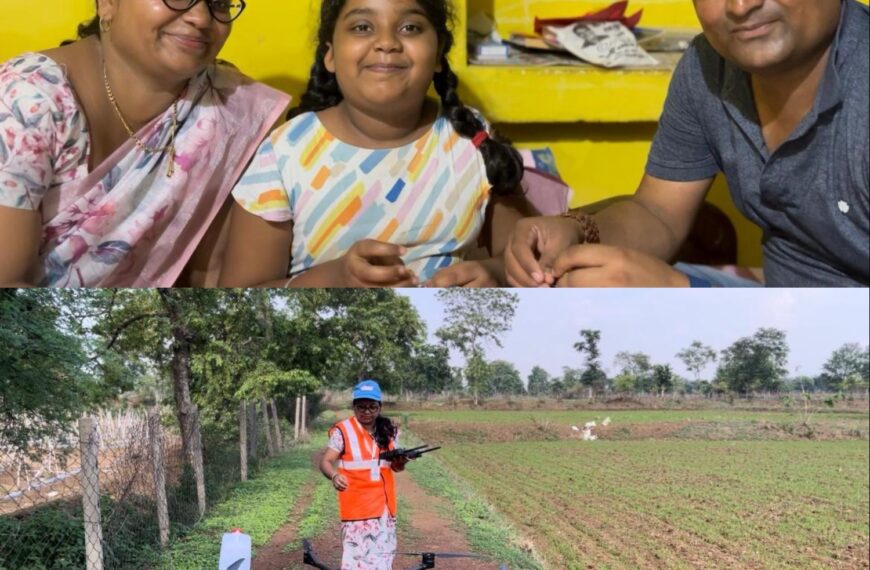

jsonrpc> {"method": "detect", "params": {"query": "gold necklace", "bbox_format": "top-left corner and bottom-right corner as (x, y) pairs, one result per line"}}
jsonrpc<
(103, 62), (179, 177)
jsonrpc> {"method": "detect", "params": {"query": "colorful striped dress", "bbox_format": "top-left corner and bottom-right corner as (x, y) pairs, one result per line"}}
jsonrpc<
(231, 111), (492, 281)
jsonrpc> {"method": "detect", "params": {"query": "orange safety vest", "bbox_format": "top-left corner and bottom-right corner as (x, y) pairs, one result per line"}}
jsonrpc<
(332, 416), (397, 521)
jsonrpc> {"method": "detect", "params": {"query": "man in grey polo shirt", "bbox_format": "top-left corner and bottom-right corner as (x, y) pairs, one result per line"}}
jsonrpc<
(505, 0), (869, 287)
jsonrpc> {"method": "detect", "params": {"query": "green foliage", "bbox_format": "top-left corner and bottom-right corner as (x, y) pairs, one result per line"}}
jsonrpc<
(0, 290), (88, 454)
(574, 330), (607, 395)
(652, 364), (675, 395)
(526, 366), (551, 396)
(487, 360), (525, 396)
(236, 362), (321, 401)
(676, 340), (717, 382)
(613, 351), (653, 393)
(817, 343), (870, 392)
(716, 328), (789, 395)
(436, 289), (518, 404)
(401, 342), (452, 396)
(157, 444), (320, 569)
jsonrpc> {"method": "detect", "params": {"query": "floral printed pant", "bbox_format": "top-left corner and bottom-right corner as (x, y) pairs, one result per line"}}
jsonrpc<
(341, 509), (397, 570)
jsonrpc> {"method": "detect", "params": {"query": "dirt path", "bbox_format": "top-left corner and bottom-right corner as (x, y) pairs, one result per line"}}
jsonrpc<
(254, 459), (496, 570)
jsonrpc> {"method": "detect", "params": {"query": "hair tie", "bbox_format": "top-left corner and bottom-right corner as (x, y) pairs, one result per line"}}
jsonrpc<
(471, 131), (489, 148)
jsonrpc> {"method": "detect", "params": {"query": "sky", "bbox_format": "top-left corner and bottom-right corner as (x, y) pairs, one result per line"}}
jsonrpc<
(397, 289), (870, 381)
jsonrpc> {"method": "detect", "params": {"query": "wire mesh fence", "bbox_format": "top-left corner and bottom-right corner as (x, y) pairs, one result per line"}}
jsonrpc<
(0, 402), (289, 570)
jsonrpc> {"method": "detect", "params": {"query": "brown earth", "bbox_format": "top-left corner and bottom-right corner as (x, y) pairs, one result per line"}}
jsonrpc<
(253, 455), (498, 570)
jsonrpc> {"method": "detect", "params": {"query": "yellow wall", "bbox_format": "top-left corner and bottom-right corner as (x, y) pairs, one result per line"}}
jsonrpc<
(17, 0), (862, 265)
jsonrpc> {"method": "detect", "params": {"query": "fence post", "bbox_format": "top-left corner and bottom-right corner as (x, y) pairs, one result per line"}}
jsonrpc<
(239, 401), (248, 481)
(79, 417), (104, 570)
(294, 396), (301, 441)
(190, 405), (207, 516)
(301, 395), (308, 435)
(147, 408), (170, 548)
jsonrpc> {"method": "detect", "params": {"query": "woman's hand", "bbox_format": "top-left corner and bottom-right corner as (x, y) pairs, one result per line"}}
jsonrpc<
(426, 259), (501, 287)
(332, 473), (349, 491)
(552, 244), (689, 287)
(504, 216), (585, 287)
(390, 456), (410, 472)
(339, 239), (419, 287)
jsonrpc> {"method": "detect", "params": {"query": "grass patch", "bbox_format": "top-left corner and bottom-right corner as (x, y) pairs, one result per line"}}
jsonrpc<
(403, 433), (544, 569)
(282, 478), (337, 552)
(156, 443), (318, 570)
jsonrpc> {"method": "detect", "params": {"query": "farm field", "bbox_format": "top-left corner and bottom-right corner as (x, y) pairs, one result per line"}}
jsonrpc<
(407, 409), (870, 570)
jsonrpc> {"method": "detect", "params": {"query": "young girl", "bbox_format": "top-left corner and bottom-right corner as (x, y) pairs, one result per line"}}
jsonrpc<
(219, 0), (531, 287)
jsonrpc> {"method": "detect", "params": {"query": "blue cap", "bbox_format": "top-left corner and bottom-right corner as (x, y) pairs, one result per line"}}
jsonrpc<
(352, 380), (382, 402)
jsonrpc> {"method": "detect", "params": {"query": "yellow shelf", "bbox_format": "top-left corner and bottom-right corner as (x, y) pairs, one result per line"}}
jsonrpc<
(457, 54), (681, 123)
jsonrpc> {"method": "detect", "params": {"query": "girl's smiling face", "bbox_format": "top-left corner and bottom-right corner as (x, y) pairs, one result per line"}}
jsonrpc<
(324, 0), (442, 114)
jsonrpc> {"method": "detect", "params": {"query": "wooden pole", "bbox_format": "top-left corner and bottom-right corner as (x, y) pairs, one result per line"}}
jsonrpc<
(294, 396), (301, 440)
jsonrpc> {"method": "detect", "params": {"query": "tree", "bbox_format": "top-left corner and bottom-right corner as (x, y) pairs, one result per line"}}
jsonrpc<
(464, 352), (492, 403)
(296, 289), (425, 392)
(574, 329), (607, 398)
(715, 328), (789, 396)
(613, 351), (652, 394)
(527, 366), (551, 396)
(488, 361), (525, 396)
(404, 343), (452, 398)
(436, 289), (519, 406)
(676, 341), (717, 382)
(0, 290), (88, 454)
(817, 343), (869, 393)
(652, 364), (675, 395)
(612, 373), (636, 394)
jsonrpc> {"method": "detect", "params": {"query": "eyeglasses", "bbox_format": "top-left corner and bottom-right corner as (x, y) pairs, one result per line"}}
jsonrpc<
(354, 404), (380, 413)
(162, 0), (247, 23)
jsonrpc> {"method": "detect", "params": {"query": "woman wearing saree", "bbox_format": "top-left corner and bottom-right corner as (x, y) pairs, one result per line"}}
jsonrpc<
(0, 0), (290, 287)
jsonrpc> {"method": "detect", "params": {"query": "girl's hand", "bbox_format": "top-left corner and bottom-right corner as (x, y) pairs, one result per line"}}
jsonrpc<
(425, 259), (500, 287)
(332, 473), (349, 491)
(340, 239), (419, 287)
(504, 216), (586, 287)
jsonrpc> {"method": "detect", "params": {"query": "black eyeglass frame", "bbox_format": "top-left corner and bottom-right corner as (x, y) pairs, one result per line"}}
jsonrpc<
(161, 0), (247, 23)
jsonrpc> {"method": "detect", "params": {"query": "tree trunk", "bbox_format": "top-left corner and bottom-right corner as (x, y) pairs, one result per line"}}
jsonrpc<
(239, 401), (248, 481)
(301, 395), (308, 435)
(270, 398), (283, 451)
(159, 290), (207, 514)
(262, 398), (276, 457)
(247, 402), (258, 460)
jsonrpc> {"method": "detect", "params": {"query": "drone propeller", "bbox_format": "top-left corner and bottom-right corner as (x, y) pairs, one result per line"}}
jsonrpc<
(399, 551), (491, 559)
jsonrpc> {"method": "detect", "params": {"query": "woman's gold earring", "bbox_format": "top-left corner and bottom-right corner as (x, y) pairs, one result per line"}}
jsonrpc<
(99, 18), (112, 33)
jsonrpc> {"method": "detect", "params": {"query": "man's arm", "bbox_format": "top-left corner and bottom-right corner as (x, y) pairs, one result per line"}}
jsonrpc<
(594, 173), (714, 259)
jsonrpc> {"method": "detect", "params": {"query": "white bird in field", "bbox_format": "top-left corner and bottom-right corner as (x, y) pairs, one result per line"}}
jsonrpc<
(602, 417), (611, 426)
(584, 421), (596, 428)
(571, 425), (580, 432)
